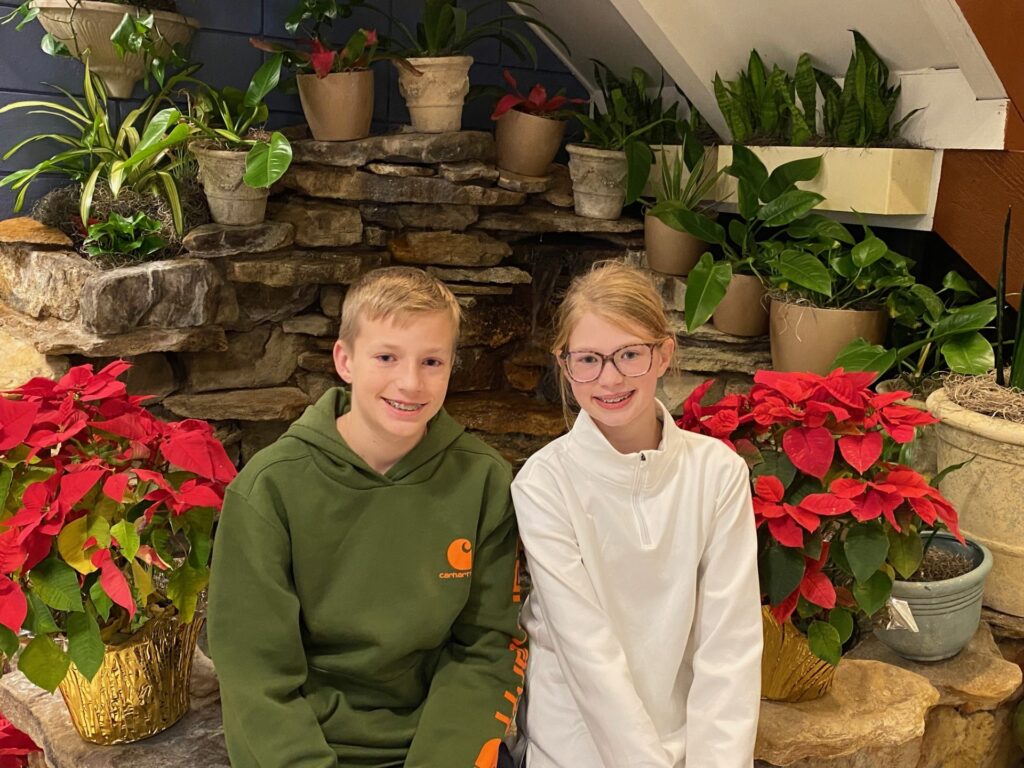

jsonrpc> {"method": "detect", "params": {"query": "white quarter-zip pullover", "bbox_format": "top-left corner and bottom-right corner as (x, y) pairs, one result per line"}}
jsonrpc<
(511, 402), (762, 768)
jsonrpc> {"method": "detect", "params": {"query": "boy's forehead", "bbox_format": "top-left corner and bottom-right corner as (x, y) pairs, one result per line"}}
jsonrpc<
(351, 310), (458, 349)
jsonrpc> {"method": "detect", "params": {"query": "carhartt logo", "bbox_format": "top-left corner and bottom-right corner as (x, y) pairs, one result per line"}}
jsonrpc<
(440, 538), (472, 579)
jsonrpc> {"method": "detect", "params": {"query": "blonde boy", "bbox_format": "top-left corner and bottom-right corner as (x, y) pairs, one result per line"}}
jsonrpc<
(209, 267), (524, 768)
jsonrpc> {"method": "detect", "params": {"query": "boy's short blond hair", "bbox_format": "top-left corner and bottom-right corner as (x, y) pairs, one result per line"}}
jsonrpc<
(339, 266), (462, 346)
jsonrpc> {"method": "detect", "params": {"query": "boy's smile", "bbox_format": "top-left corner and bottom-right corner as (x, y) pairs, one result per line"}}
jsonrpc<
(333, 311), (456, 473)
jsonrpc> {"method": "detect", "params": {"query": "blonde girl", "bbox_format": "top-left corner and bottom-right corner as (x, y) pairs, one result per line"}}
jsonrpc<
(511, 261), (762, 768)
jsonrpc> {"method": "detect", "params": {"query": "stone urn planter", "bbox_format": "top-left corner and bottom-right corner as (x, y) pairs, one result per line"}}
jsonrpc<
(566, 144), (628, 220)
(495, 108), (566, 177)
(770, 301), (888, 375)
(30, 0), (200, 98)
(297, 69), (374, 142)
(395, 56), (472, 133)
(57, 614), (205, 744)
(712, 273), (768, 337)
(874, 532), (992, 662)
(927, 388), (1024, 617)
(191, 143), (268, 226)
(644, 213), (705, 276)
(761, 607), (836, 702)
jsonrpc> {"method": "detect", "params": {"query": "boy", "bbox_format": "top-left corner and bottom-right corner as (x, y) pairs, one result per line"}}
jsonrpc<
(208, 267), (525, 768)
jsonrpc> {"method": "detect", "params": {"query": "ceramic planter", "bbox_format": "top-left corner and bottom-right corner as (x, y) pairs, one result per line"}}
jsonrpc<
(297, 69), (374, 142)
(770, 301), (888, 375)
(31, 0), (200, 99)
(713, 145), (937, 215)
(874, 532), (992, 661)
(566, 143), (628, 220)
(495, 108), (566, 177)
(927, 388), (1024, 616)
(712, 273), (769, 337)
(58, 614), (204, 744)
(761, 607), (836, 702)
(191, 143), (268, 226)
(395, 56), (472, 133)
(644, 213), (705, 276)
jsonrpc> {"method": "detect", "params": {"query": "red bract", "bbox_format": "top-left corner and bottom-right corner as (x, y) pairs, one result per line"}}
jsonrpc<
(491, 68), (587, 120)
(0, 713), (40, 768)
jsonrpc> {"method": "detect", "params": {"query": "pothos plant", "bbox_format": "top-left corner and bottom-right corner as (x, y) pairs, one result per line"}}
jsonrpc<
(0, 361), (235, 693)
(678, 368), (961, 665)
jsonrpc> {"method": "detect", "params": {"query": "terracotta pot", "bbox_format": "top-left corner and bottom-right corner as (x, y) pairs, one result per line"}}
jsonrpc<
(712, 273), (768, 337)
(31, 0), (199, 99)
(644, 213), (707, 276)
(566, 143), (627, 220)
(927, 388), (1024, 616)
(191, 143), (267, 226)
(395, 56), (473, 133)
(58, 614), (204, 744)
(770, 301), (888, 375)
(761, 607), (836, 702)
(495, 109), (566, 177)
(297, 69), (374, 142)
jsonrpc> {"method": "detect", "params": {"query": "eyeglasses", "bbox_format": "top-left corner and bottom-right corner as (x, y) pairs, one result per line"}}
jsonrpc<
(559, 341), (665, 384)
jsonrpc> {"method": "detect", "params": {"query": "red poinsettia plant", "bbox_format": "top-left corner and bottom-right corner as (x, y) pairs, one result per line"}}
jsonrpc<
(678, 369), (961, 665)
(251, 28), (398, 78)
(491, 69), (587, 121)
(0, 361), (235, 693)
(0, 713), (38, 768)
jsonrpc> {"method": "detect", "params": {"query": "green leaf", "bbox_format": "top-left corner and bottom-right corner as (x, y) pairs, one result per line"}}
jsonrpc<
(0, 625), (18, 659)
(684, 252), (732, 332)
(244, 53), (284, 109)
(853, 570), (893, 616)
(18, 635), (70, 693)
(725, 144), (768, 193)
(761, 155), (822, 202)
(831, 338), (895, 376)
(888, 528), (924, 580)
(25, 590), (60, 635)
(243, 132), (292, 188)
(40, 32), (69, 57)
(752, 450), (797, 488)
(828, 607), (854, 644)
(29, 557), (83, 613)
(940, 332), (994, 375)
(942, 270), (977, 298)
(851, 236), (888, 268)
(763, 542), (806, 605)
(89, 579), (113, 623)
(624, 140), (652, 205)
(649, 203), (725, 244)
(787, 214), (855, 245)
(0, 464), (12, 512)
(66, 610), (105, 681)
(807, 620), (842, 666)
(934, 301), (996, 336)
(757, 189), (825, 228)
(110, 520), (140, 562)
(777, 249), (833, 296)
(844, 525), (890, 583)
(909, 284), (944, 323)
(166, 564), (208, 623)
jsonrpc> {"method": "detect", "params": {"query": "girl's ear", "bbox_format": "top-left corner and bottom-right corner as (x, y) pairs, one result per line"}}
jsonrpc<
(333, 339), (355, 384)
(655, 337), (676, 377)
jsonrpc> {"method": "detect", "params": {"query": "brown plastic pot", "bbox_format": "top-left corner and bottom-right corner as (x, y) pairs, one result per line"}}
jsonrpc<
(644, 214), (707, 276)
(770, 301), (888, 375)
(297, 69), (374, 141)
(712, 273), (769, 337)
(495, 109), (566, 177)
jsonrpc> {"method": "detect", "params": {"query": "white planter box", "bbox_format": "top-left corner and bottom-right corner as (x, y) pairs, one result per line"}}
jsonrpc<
(644, 144), (720, 199)
(714, 145), (937, 216)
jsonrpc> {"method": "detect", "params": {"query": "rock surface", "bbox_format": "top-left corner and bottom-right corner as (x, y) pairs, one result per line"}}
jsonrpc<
(358, 203), (478, 231)
(0, 325), (69, 389)
(388, 231), (511, 267)
(539, 164), (573, 208)
(163, 387), (309, 421)
(917, 705), (1022, 768)
(497, 169), (553, 193)
(444, 392), (565, 437)
(0, 246), (98, 321)
(476, 205), (643, 233)
(426, 266), (532, 285)
(181, 326), (307, 393)
(290, 131), (495, 167)
(228, 284), (320, 330)
(282, 314), (337, 336)
(365, 162), (435, 177)
(984, 607), (1024, 640)
(269, 199), (362, 247)
(0, 217), (72, 247)
(439, 160), (499, 184)
(182, 221), (294, 257)
(226, 251), (384, 287)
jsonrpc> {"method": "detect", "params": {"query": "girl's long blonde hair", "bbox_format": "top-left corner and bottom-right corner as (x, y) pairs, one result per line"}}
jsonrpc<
(551, 260), (673, 421)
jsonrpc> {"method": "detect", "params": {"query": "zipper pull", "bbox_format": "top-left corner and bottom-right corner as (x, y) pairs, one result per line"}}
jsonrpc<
(640, 453), (646, 463)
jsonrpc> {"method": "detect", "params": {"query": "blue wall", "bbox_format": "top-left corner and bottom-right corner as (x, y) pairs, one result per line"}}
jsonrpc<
(0, 0), (586, 216)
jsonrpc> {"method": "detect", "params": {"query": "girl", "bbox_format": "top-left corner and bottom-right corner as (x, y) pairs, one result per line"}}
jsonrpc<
(511, 261), (762, 767)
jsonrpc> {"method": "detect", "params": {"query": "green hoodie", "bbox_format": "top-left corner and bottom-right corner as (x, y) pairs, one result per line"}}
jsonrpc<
(208, 388), (525, 768)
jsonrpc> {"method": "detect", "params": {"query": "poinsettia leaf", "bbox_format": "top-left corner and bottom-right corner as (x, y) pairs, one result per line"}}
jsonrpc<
(844, 525), (890, 583)
(25, 590), (60, 635)
(92, 551), (135, 619)
(752, 450), (798, 488)
(852, 569), (893, 616)
(828, 607), (854, 644)
(159, 427), (236, 483)
(166, 563), (208, 623)
(110, 520), (140, 561)
(887, 528), (924, 580)
(18, 635), (70, 693)
(799, 568), (836, 609)
(0, 398), (40, 451)
(0, 576), (27, 634)
(763, 543), (806, 604)
(838, 432), (883, 474)
(29, 557), (83, 613)
(807, 620), (842, 665)
(0, 624), (18, 659)
(88, 579), (112, 622)
(782, 426), (835, 480)
(66, 609), (104, 681)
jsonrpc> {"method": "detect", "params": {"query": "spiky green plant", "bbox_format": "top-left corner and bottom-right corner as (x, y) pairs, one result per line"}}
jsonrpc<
(996, 207), (1024, 389)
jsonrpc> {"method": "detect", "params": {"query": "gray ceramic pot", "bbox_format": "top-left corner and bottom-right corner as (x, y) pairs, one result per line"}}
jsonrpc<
(874, 531), (992, 661)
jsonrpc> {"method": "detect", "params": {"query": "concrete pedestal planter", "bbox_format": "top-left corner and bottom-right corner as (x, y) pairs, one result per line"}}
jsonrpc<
(191, 144), (267, 226)
(712, 273), (768, 337)
(874, 532), (992, 662)
(927, 388), (1024, 617)
(297, 69), (374, 142)
(714, 145), (937, 215)
(30, 0), (200, 99)
(396, 56), (472, 133)
(644, 214), (704, 275)
(495, 109), (566, 177)
(770, 301), (888, 375)
(566, 144), (628, 220)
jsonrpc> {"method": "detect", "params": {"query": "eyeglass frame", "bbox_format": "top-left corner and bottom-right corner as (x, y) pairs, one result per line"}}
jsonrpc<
(557, 339), (670, 384)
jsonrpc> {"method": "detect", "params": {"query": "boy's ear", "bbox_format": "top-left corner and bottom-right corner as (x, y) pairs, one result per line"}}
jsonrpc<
(333, 339), (354, 384)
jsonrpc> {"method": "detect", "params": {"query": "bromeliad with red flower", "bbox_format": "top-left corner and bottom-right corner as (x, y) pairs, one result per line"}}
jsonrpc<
(490, 69), (587, 121)
(0, 362), (235, 693)
(679, 368), (959, 665)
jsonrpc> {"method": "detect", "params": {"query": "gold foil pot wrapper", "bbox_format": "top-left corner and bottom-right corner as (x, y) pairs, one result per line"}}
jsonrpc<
(57, 614), (204, 745)
(760, 606), (837, 703)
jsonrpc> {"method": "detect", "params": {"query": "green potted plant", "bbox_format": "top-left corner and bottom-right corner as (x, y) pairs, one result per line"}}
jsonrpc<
(185, 54), (293, 225)
(490, 68), (586, 178)
(389, 0), (563, 133)
(0, 361), (235, 743)
(2, 0), (199, 98)
(678, 368), (966, 698)
(926, 208), (1024, 618)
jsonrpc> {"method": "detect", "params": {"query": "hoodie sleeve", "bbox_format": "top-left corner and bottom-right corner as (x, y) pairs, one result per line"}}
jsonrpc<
(684, 454), (763, 767)
(208, 488), (337, 768)
(405, 467), (525, 768)
(512, 473), (674, 768)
